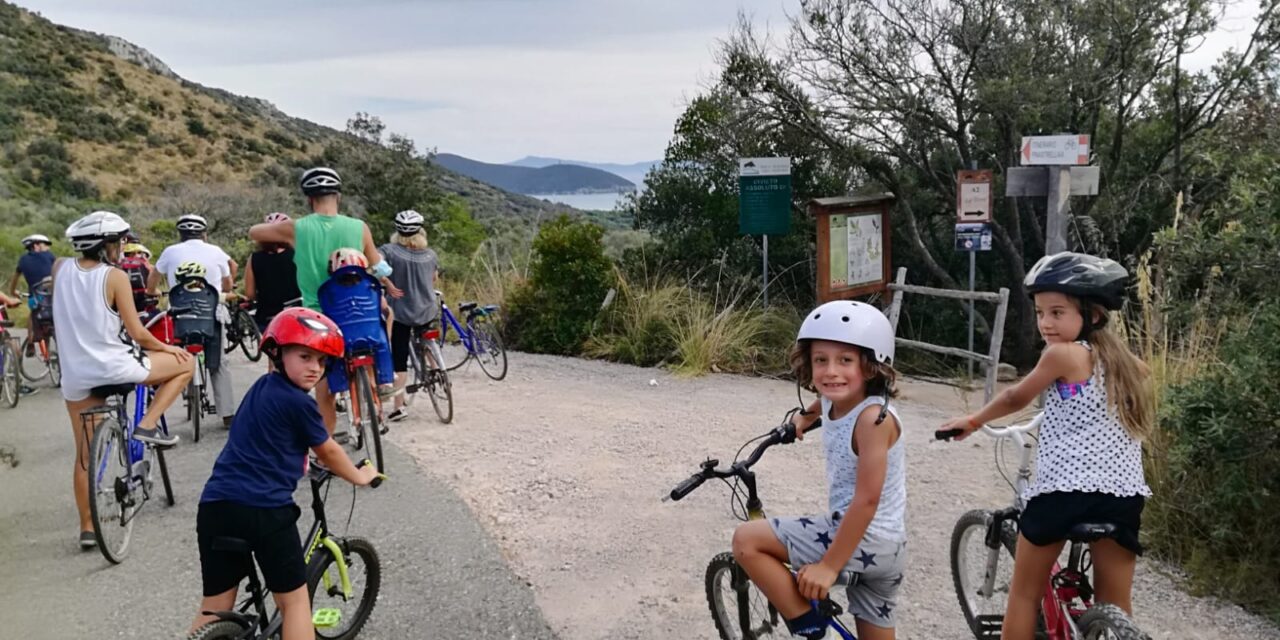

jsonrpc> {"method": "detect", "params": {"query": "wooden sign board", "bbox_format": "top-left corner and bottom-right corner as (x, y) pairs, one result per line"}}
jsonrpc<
(956, 169), (993, 223)
(809, 194), (895, 302)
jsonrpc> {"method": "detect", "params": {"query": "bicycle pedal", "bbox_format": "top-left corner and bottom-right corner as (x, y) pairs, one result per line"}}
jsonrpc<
(976, 614), (1003, 639)
(313, 608), (342, 628)
(405, 383), (420, 394)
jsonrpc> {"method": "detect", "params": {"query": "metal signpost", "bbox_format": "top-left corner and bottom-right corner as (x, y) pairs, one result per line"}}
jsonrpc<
(739, 157), (792, 307)
(956, 170), (994, 379)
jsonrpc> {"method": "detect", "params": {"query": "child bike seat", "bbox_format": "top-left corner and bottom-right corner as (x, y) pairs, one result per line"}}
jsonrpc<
(1067, 522), (1117, 543)
(90, 383), (136, 399)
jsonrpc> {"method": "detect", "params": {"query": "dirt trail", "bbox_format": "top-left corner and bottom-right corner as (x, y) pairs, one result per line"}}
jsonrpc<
(389, 351), (1278, 640)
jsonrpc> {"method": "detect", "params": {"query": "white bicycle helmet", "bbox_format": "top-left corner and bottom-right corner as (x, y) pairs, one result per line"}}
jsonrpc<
(66, 211), (130, 253)
(300, 167), (342, 196)
(21, 234), (51, 248)
(176, 213), (209, 234)
(797, 300), (895, 364)
(264, 212), (291, 224)
(394, 209), (424, 234)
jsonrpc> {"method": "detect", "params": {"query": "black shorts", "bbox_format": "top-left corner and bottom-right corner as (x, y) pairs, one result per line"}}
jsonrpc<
(1020, 491), (1145, 556)
(197, 501), (305, 596)
(391, 320), (438, 373)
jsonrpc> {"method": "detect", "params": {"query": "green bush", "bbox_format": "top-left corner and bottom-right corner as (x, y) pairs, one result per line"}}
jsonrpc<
(186, 117), (212, 138)
(505, 215), (613, 355)
(1148, 303), (1280, 620)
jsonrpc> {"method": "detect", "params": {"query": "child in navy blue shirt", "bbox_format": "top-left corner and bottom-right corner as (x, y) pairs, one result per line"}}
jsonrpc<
(188, 308), (378, 639)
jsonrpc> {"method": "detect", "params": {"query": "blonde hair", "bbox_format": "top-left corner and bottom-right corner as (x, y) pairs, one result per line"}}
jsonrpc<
(1082, 301), (1154, 441)
(788, 340), (899, 399)
(392, 230), (427, 250)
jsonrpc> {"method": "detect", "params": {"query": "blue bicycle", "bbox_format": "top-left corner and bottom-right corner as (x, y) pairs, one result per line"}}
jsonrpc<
(84, 309), (180, 563)
(435, 291), (507, 381)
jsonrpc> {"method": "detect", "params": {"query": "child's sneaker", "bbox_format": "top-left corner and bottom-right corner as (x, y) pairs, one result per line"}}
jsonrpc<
(132, 427), (178, 447)
(387, 407), (409, 423)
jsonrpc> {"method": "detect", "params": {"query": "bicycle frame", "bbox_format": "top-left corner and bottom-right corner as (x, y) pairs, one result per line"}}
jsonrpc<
(438, 304), (474, 354)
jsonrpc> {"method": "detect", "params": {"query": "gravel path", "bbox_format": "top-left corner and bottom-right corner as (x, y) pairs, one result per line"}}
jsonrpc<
(394, 349), (1280, 640)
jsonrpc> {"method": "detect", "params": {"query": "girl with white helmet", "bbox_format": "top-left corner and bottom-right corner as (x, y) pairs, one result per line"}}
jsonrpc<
(940, 252), (1153, 640)
(52, 210), (195, 549)
(733, 300), (908, 640)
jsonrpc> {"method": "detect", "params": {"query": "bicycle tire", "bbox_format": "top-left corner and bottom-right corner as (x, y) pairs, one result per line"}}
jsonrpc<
(89, 417), (133, 563)
(1078, 603), (1148, 640)
(1, 342), (18, 408)
(356, 368), (385, 474)
(187, 377), (203, 443)
(470, 318), (508, 381)
(46, 336), (60, 387)
(951, 509), (1018, 639)
(18, 336), (45, 383)
(307, 537), (382, 640)
(705, 551), (783, 639)
(156, 445), (175, 507)
(403, 340), (422, 408)
(186, 620), (249, 640)
(239, 310), (263, 362)
(424, 346), (454, 424)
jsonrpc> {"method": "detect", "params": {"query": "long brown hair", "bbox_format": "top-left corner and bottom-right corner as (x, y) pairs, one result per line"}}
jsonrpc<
(788, 340), (899, 399)
(1080, 300), (1154, 441)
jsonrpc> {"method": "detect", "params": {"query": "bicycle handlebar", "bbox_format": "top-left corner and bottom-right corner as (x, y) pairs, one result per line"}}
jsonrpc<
(666, 418), (824, 502)
(308, 458), (386, 488)
(934, 413), (1044, 442)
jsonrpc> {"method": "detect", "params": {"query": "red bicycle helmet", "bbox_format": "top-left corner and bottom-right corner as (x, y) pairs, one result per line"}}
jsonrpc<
(261, 308), (345, 358)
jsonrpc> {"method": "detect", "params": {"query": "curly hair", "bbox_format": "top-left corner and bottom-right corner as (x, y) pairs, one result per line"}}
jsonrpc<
(789, 340), (899, 399)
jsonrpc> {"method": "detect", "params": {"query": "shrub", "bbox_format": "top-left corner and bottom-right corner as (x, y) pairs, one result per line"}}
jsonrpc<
(585, 268), (684, 366)
(505, 215), (613, 355)
(1146, 303), (1280, 620)
(186, 117), (212, 138)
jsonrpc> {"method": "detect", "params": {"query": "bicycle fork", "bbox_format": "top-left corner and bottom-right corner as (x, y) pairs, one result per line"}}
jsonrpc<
(978, 507), (1019, 598)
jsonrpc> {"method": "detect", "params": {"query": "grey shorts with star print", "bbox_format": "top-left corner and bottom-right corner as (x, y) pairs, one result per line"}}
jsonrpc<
(768, 513), (908, 628)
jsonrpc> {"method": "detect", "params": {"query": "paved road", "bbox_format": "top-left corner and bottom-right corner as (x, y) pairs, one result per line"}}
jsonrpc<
(0, 348), (555, 639)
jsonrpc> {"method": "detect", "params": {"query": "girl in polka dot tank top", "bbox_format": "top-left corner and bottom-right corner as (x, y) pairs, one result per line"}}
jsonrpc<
(940, 252), (1155, 640)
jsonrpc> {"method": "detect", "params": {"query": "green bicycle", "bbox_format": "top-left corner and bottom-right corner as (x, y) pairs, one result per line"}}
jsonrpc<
(187, 461), (384, 640)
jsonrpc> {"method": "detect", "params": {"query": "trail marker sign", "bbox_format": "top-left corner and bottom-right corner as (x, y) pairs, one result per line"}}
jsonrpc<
(1021, 135), (1091, 166)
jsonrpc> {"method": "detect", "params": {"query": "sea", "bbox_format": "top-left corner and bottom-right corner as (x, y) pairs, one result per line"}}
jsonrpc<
(527, 191), (629, 211)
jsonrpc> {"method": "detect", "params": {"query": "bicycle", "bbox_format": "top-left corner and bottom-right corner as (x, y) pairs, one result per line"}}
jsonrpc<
(83, 307), (182, 564)
(335, 345), (386, 474)
(435, 291), (507, 381)
(0, 313), (20, 408)
(404, 322), (453, 423)
(177, 329), (215, 443)
(668, 410), (875, 640)
(18, 279), (60, 387)
(187, 460), (385, 640)
(936, 415), (1149, 640)
(224, 299), (263, 362)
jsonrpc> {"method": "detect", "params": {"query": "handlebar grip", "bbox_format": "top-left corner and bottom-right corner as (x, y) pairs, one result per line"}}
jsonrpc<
(935, 428), (965, 441)
(669, 474), (706, 501)
(359, 460), (386, 488)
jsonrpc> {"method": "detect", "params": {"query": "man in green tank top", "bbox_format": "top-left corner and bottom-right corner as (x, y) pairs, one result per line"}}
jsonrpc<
(249, 167), (403, 435)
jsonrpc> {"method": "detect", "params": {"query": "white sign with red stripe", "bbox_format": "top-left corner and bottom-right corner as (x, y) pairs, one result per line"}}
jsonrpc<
(1021, 135), (1091, 166)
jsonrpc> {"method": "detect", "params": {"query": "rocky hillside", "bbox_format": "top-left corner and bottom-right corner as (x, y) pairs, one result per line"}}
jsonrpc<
(0, 1), (568, 221)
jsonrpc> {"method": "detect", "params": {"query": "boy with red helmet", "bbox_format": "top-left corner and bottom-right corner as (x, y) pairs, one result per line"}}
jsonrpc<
(188, 307), (379, 639)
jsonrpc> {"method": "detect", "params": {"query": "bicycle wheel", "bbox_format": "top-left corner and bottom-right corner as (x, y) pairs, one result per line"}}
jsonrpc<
(187, 377), (203, 443)
(469, 318), (508, 381)
(89, 417), (134, 563)
(18, 336), (45, 382)
(308, 537), (382, 640)
(1078, 603), (1148, 640)
(705, 551), (783, 639)
(355, 368), (385, 474)
(403, 341), (422, 408)
(238, 310), (263, 362)
(951, 509), (1018, 639)
(423, 346), (454, 424)
(46, 336), (60, 387)
(186, 620), (249, 640)
(156, 445), (175, 507)
(1, 342), (18, 408)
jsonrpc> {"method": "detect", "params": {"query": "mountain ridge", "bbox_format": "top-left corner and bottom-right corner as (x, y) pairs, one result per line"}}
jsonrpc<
(508, 156), (657, 189)
(434, 153), (635, 195)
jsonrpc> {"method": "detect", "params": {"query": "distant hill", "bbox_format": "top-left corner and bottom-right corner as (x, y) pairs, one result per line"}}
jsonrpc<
(0, 1), (569, 223)
(435, 153), (635, 195)
(508, 156), (658, 189)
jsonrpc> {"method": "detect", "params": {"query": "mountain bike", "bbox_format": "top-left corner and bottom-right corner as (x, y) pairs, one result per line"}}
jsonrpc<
(435, 292), (507, 381)
(187, 460), (385, 640)
(335, 345), (386, 474)
(936, 415), (1149, 640)
(668, 410), (872, 640)
(0, 314), (20, 408)
(404, 322), (453, 423)
(18, 280), (59, 387)
(224, 299), (263, 362)
(83, 307), (181, 563)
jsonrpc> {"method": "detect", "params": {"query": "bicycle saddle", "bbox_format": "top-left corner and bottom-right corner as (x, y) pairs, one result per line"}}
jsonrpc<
(91, 383), (136, 399)
(0, 319), (12, 328)
(211, 536), (251, 553)
(1067, 522), (1117, 543)
(459, 301), (478, 313)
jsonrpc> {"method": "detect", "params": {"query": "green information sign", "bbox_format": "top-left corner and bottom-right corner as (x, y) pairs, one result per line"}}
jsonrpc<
(738, 157), (792, 236)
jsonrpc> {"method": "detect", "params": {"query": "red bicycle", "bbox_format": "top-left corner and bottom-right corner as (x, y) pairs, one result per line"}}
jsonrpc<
(936, 415), (1148, 640)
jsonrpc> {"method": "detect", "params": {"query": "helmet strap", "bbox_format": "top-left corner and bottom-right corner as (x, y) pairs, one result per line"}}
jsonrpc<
(874, 395), (891, 426)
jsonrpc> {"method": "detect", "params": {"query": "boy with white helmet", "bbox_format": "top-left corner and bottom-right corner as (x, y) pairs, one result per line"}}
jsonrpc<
(732, 300), (908, 640)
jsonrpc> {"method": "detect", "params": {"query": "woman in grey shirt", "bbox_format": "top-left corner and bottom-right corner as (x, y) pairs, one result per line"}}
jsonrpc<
(380, 209), (439, 422)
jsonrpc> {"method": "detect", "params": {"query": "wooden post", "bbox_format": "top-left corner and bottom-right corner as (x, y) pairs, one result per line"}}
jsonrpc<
(1046, 166), (1072, 254)
(985, 287), (1010, 403)
(887, 267), (907, 332)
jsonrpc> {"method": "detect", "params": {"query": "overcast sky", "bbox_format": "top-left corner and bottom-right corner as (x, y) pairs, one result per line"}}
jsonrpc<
(13, 0), (1263, 165)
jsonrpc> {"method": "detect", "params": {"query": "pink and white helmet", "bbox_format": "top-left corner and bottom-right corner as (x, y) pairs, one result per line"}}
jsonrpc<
(264, 212), (291, 224)
(328, 247), (368, 274)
